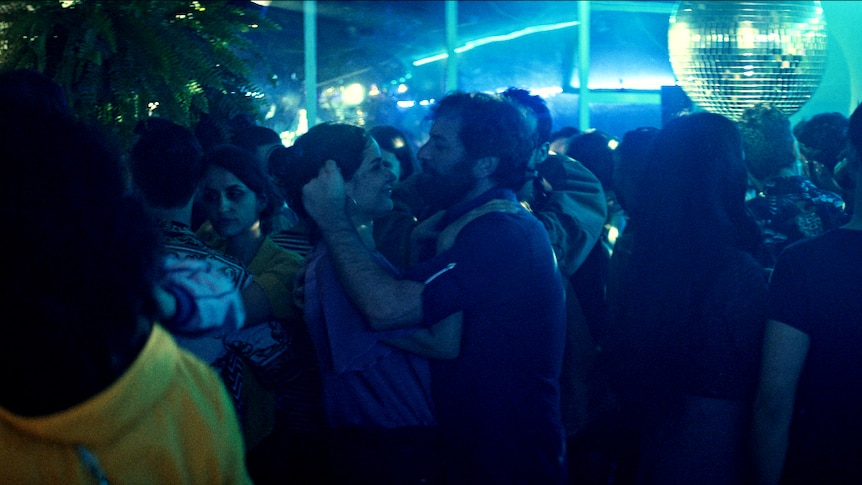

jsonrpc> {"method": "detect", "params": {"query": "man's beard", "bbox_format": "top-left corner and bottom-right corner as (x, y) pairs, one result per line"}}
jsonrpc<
(415, 160), (476, 217)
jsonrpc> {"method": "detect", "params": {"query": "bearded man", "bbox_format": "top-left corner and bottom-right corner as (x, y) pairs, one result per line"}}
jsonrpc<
(302, 91), (567, 484)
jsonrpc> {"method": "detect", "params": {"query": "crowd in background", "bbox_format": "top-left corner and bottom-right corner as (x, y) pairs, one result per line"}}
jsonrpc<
(1, 66), (861, 485)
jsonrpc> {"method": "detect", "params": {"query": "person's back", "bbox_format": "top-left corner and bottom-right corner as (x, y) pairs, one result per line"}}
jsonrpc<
(130, 121), (255, 440)
(0, 92), (251, 484)
(766, 229), (862, 483)
(752, 102), (862, 485)
(606, 112), (767, 485)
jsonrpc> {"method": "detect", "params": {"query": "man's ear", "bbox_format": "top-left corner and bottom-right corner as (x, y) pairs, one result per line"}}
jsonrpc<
(472, 156), (500, 178)
(536, 141), (550, 166)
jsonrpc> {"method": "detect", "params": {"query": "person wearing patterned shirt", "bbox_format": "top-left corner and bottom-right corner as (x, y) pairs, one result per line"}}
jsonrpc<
(738, 103), (849, 272)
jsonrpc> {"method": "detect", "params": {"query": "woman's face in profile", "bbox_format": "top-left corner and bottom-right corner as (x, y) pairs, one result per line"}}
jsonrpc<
(345, 139), (397, 221)
(200, 166), (264, 238)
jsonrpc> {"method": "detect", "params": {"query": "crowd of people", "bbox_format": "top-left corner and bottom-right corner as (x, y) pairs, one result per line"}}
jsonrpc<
(1, 65), (861, 485)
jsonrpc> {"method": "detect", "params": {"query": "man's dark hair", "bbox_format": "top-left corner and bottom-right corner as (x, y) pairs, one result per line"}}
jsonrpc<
(427, 91), (533, 190)
(737, 104), (796, 180)
(566, 130), (618, 191)
(794, 112), (849, 171)
(500, 87), (553, 145)
(130, 120), (204, 209)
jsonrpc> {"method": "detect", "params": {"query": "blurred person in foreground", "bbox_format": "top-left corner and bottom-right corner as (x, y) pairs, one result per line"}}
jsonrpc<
(0, 89), (251, 484)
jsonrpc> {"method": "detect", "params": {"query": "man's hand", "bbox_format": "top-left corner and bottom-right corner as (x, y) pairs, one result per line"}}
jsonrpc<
(302, 159), (349, 229)
(411, 210), (445, 243)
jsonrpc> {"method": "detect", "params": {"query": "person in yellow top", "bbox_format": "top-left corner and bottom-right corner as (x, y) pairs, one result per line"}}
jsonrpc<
(0, 326), (252, 485)
(197, 144), (303, 326)
(197, 144), (323, 476)
(0, 81), (251, 484)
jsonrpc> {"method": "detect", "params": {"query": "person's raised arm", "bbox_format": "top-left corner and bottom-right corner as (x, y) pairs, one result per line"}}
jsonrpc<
(302, 160), (425, 330)
(751, 319), (810, 485)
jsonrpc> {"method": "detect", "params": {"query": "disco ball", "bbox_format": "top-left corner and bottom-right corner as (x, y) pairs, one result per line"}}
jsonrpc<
(668, 1), (828, 120)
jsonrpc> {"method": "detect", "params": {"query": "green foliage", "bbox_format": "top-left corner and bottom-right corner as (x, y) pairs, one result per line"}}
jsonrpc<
(0, 0), (278, 150)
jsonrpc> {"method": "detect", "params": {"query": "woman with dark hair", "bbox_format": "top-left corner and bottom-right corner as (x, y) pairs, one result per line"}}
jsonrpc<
(279, 122), (448, 485)
(605, 112), (768, 485)
(0, 97), (251, 483)
(197, 144), (307, 454)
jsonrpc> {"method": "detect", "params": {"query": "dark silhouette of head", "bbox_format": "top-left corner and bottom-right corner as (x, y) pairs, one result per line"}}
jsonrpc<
(1, 94), (162, 415)
(0, 68), (72, 120)
(794, 111), (849, 172)
(640, 112), (760, 254)
(850, 103), (862, 154)
(500, 87), (553, 145)
(566, 130), (618, 192)
(549, 126), (581, 155)
(614, 126), (660, 218)
(130, 120), (205, 209)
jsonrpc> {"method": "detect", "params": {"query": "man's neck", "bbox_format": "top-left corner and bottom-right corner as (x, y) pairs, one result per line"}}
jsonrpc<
(457, 178), (498, 207)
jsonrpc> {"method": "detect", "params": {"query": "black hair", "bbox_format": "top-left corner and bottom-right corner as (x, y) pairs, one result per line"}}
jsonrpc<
(634, 112), (762, 280)
(202, 144), (283, 233)
(231, 124), (282, 154)
(275, 123), (369, 234)
(550, 126), (581, 142)
(130, 120), (204, 209)
(0, 68), (72, 120)
(427, 91), (533, 190)
(614, 126), (660, 218)
(500, 87), (553, 145)
(566, 130), (619, 192)
(850, 103), (862, 153)
(793, 112), (849, 171)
